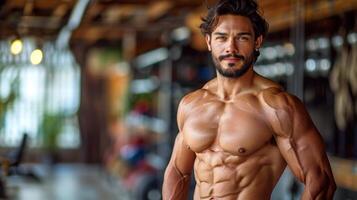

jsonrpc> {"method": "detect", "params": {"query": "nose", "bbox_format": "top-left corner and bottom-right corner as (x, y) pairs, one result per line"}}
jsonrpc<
(225, 38), (238, 54)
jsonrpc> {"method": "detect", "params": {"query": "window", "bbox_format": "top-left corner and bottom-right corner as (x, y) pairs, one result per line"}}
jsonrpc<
(0, 39), (80, 148)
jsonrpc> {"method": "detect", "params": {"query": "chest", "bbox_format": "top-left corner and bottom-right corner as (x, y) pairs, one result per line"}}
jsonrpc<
(182, 98), (274, 156)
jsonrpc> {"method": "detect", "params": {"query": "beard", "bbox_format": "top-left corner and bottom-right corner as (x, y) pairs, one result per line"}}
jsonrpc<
(212, 52), (254, 78)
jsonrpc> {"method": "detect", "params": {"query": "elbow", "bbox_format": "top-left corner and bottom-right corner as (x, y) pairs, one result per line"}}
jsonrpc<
(323, 170), (336, 200)
(162, 163), (191, 200)
(305, 170), (336, 200)
(328, 178), (337, 199)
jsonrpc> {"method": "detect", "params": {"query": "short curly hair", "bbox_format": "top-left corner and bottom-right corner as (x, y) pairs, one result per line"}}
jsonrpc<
(200, 0), (269, 39)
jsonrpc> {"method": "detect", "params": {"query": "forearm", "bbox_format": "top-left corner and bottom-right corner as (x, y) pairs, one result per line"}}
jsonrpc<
(301, 170), (336, 200)
(162, 163), (191, 200)
(301, 185), (336, 200)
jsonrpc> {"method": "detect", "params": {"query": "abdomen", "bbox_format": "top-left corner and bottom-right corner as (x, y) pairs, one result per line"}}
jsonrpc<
(194, 147), (286, 199)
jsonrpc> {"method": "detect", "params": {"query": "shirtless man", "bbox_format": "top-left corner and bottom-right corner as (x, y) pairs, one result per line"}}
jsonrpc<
(162, 0), (336, 199)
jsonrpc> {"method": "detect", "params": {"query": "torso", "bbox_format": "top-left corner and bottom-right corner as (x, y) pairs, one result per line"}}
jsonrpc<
(181, 77), (287, 200)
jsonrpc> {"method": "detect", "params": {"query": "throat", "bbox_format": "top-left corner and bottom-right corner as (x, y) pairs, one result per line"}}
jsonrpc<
(215, 69), (256, 100)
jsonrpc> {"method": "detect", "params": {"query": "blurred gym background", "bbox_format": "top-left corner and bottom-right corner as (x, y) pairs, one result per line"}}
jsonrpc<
(0, 0), (356, 199)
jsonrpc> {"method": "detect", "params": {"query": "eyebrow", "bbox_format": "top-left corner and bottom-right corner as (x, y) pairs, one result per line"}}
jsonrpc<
(237, 32), (253, 37)
(213, 32), (253, 37)
(213, 32), (227, 36)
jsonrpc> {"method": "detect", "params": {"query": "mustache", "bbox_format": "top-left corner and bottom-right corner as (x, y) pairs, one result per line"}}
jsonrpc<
(218, 54), (245, 61)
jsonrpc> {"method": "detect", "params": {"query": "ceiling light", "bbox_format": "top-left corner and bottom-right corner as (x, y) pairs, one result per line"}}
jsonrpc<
(10, 39), (23, 55)
(30, 49), (43, 65)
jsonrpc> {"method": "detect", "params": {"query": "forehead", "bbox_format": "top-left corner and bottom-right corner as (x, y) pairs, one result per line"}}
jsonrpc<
(213, 15), (254, 34)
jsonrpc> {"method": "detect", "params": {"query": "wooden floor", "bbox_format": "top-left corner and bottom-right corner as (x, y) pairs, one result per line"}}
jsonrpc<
(4, 164), (131, 200)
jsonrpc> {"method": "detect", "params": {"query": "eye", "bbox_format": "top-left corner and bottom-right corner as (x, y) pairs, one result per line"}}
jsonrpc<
(238, 36), (250, 41)
(215, 36), (227, 41)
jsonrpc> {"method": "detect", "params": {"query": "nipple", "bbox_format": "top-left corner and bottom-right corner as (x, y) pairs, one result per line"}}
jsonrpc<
(238, 148), (246, 154)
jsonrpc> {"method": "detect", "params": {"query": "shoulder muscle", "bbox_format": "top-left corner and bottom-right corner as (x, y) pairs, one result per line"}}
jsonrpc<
(259, 87), (304, 137)
(177, 89), (206, 130)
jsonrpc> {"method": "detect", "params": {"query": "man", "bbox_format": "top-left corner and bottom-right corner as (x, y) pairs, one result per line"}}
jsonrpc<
(162, 0), (336, 199)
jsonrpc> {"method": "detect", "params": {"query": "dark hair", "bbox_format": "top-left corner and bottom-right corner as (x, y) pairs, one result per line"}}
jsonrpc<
(200, 0), (268, 61)
(200, 0), (269, 39)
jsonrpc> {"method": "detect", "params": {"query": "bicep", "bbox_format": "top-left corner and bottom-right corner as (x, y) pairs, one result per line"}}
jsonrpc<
(273, 95), (332, 183)
(275, 126), (327, 183)
(263, 89), (335, 197)
(169, 94), (197, 173)
(167, 92), (198, 174)
(168, 132), (196, 175)
(276, 125), (336, 199)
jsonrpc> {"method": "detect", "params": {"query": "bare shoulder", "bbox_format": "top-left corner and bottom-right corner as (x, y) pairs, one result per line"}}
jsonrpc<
(179, 78), (217, 110)
(177, 87), (211, 129)
(254, 73), (283, 90)
(254, 74), (299, 110)
(258, 85), (310, 137)
(179, 89), (207, 110)
(258, 86), (303, 112)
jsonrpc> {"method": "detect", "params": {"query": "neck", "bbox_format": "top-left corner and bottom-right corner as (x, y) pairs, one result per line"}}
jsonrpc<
(216, 67), (255, 100)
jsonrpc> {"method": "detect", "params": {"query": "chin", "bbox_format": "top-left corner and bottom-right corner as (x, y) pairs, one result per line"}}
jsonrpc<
(223, 63), (242, 69)
(220, 68), (239, 74)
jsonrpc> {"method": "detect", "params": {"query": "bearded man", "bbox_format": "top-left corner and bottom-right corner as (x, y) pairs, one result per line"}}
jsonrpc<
(162, 0), (336, 199)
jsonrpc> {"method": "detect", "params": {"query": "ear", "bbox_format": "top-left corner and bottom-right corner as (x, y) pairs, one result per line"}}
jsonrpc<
(205, 34), (212, 51)
(255, 35), (263, 49)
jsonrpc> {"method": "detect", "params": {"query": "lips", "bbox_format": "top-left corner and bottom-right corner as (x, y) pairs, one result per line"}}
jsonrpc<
(223, 58), (241, 62)
(218, 54), (245, 62)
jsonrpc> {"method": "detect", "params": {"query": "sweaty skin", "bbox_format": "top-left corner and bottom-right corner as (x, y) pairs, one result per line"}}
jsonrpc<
(162, 15), (336, 200)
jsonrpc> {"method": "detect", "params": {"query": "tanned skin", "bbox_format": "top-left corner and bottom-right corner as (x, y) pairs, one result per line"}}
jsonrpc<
(162, 15), (336, 200)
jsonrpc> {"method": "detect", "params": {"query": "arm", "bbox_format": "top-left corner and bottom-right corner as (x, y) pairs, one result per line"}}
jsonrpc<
(162, 96), (196, 200)
(262, 89), (336, 200)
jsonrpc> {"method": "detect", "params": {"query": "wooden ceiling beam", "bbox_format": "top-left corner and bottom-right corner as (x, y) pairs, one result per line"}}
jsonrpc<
(267, 0), (357, 32)
(0, 23), (58, 39)
(93, 0), (155, 5)
(52, 2), (70, 18)
(71, 25), (125, 42)
(72, 17), (182, 42)
(23, 0), (34, 16)
(82, 2), (105, 23)
(5, 0), (76, 11)
(147, 1), (173, 21)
